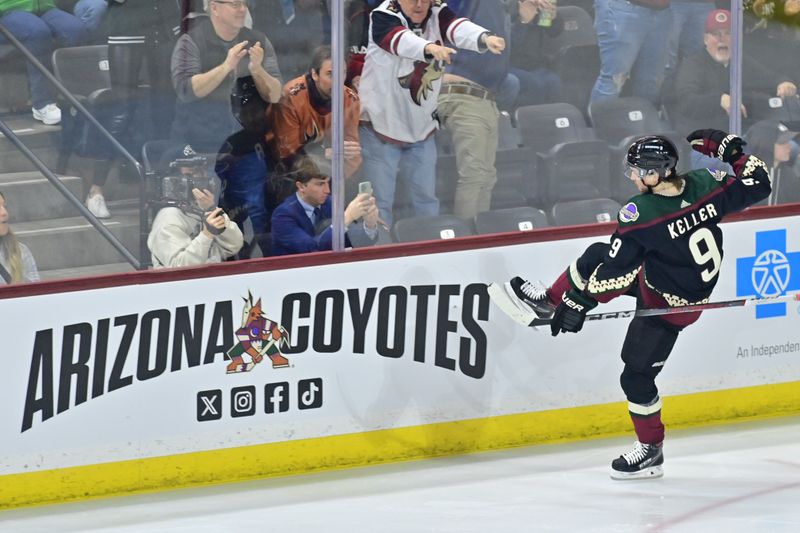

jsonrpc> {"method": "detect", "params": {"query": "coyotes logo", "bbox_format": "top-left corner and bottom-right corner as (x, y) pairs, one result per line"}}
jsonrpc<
(303, 120), (323, 145)
(226, 292), (291, 373)
(398, 57), (443, 106)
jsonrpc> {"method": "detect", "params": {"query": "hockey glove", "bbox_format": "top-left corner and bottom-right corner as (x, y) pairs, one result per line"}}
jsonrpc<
(550, 289), (597, 337)
(686, 129), (746, 164)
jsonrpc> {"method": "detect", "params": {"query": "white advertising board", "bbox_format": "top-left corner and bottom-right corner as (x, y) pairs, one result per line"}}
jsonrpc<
(0, 216), (798, 479)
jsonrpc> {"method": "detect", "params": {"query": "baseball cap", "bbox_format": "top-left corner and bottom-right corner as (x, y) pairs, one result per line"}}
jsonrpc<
(745, 120), (798, 148)
(705, 9), (731, 33)
(776, 122), (799, 144)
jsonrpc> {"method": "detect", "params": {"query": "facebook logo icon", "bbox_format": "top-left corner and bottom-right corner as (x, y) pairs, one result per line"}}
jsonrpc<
(264, 382), (290, 414)
(736, 229), (800, 319)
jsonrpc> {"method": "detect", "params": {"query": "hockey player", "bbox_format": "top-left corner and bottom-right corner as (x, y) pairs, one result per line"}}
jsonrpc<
(490, 130), (772, 479)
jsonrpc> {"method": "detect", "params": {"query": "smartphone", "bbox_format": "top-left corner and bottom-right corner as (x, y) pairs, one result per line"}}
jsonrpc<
(358, 181), (373, 195)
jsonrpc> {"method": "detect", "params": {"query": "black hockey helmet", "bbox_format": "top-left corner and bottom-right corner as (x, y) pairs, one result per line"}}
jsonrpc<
(626, 135), (679, 178)
(231, 75), (268, 134)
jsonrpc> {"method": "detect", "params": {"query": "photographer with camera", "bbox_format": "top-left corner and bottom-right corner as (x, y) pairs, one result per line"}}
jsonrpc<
(147, 146), (243, 268)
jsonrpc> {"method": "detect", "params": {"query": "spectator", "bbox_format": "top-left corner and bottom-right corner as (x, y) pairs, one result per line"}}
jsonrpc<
(665, 0), (715, 78)
(56, 0), (106, 35)
(271, 154), (379, 256)
(171, 0), (282, 153)
(251, 0), (329, 82)
(507, 0), (563, 110)
(84, 0), (182, 219)
(745, 120), (800, 204)
(215, 74), (273, 257)
(358, 0), (505, 225)
(590, 0), (671, 105)
(669, 9), (798, 137)
(147, 148), (243, 268)
(0, 0), (89, 125)
(437, 0), (511, 219)
(345, 0), (381, 91)
(269, 45), (362, 178)
(743, 0), (800, 78)
(0, 191), (39, 285)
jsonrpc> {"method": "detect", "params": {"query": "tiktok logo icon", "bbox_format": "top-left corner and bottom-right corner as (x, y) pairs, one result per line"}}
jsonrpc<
(197, 379), (324, 422)
(298, 378), (323, 410)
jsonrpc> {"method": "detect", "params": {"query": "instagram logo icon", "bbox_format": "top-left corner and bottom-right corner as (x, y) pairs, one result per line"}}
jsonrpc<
(231, 386), (256, 418)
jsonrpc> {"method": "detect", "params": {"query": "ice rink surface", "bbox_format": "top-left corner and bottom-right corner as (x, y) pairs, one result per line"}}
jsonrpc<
(2, 417), (798, 533)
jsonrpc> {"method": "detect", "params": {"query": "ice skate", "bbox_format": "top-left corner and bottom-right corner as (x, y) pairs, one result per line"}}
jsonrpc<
(610, 441), (664, 480)
(487, 277), (555, 327)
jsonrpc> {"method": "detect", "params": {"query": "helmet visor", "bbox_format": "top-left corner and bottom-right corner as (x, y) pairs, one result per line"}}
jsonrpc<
(624, 163), (652, 180)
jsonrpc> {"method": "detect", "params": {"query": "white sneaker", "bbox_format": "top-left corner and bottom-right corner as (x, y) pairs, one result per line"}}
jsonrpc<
(32, 103), (61, 125)
(86, 193), (111, 219)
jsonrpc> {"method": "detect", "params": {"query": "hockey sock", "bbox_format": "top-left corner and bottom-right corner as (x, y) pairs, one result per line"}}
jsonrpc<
(628, 397), (665, 445)
(549, 270), (572, 305)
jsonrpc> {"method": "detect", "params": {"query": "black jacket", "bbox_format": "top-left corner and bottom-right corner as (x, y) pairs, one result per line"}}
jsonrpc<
(103, 0), (183, 44)
(669, 50), (793, 134)
(509, 12), (564, 72)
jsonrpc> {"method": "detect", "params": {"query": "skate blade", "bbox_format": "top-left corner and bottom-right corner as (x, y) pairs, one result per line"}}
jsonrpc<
(487, 282), (538, 328)
(609, 465), (664, 480)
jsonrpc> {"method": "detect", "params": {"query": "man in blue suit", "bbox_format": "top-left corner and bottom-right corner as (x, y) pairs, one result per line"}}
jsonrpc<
(271, 154), (380, 256)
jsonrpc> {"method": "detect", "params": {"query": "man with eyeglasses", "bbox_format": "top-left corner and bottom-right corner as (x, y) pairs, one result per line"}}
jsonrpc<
(670, 9), (797, 138)
(171, 0), (282, 154)
(358, 0), (505, 226)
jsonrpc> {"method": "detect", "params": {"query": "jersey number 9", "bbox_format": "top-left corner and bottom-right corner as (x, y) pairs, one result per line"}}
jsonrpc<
(689, 228), (722, 283)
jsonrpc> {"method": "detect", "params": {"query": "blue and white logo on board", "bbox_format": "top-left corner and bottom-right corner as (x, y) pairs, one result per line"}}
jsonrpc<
(736, 229), (800, 319)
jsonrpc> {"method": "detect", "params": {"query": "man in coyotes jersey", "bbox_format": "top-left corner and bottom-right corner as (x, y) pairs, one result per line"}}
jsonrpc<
(495, 130), (771, 480)
(358, 0), (505, 224)
(268, 45), (363, 178)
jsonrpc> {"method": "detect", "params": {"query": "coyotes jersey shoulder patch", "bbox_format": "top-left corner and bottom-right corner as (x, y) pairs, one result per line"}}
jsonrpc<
(618, 202), (640, 223)
(707, 168), (727, 182)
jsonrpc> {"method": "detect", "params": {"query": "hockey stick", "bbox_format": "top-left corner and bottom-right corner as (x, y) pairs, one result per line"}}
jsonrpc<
(487, 282), (800, 328)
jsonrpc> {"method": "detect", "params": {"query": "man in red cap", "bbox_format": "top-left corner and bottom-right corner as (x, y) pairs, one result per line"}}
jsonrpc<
(669, 9), (797, 135)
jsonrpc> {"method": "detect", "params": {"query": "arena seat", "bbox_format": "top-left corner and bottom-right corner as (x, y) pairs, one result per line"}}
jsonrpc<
(550, 198), (622, 227)
(391, 215), (475, 243)
(474, 206), (549, 234)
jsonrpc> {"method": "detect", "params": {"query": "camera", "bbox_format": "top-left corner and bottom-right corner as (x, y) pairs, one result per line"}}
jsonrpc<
(148, 154), (216, 215)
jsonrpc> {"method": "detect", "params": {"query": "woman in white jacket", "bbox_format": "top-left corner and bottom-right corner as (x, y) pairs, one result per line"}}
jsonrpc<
(0, 191), (40, 285)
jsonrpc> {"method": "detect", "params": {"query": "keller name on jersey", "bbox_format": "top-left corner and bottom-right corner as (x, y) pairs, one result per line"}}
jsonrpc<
(667, 203), (719, 239)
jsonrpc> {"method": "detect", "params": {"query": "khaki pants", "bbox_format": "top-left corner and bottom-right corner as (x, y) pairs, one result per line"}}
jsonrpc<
(437, 92), (499, 219)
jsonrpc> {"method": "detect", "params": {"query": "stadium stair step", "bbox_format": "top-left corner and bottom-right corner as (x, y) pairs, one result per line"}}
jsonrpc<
(39, 262), (136, 281)
(13, 206), (143, 272)
(2, 111), (148, 281)
(0, 171), (84, 222)
(0, 114), (62, 174)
